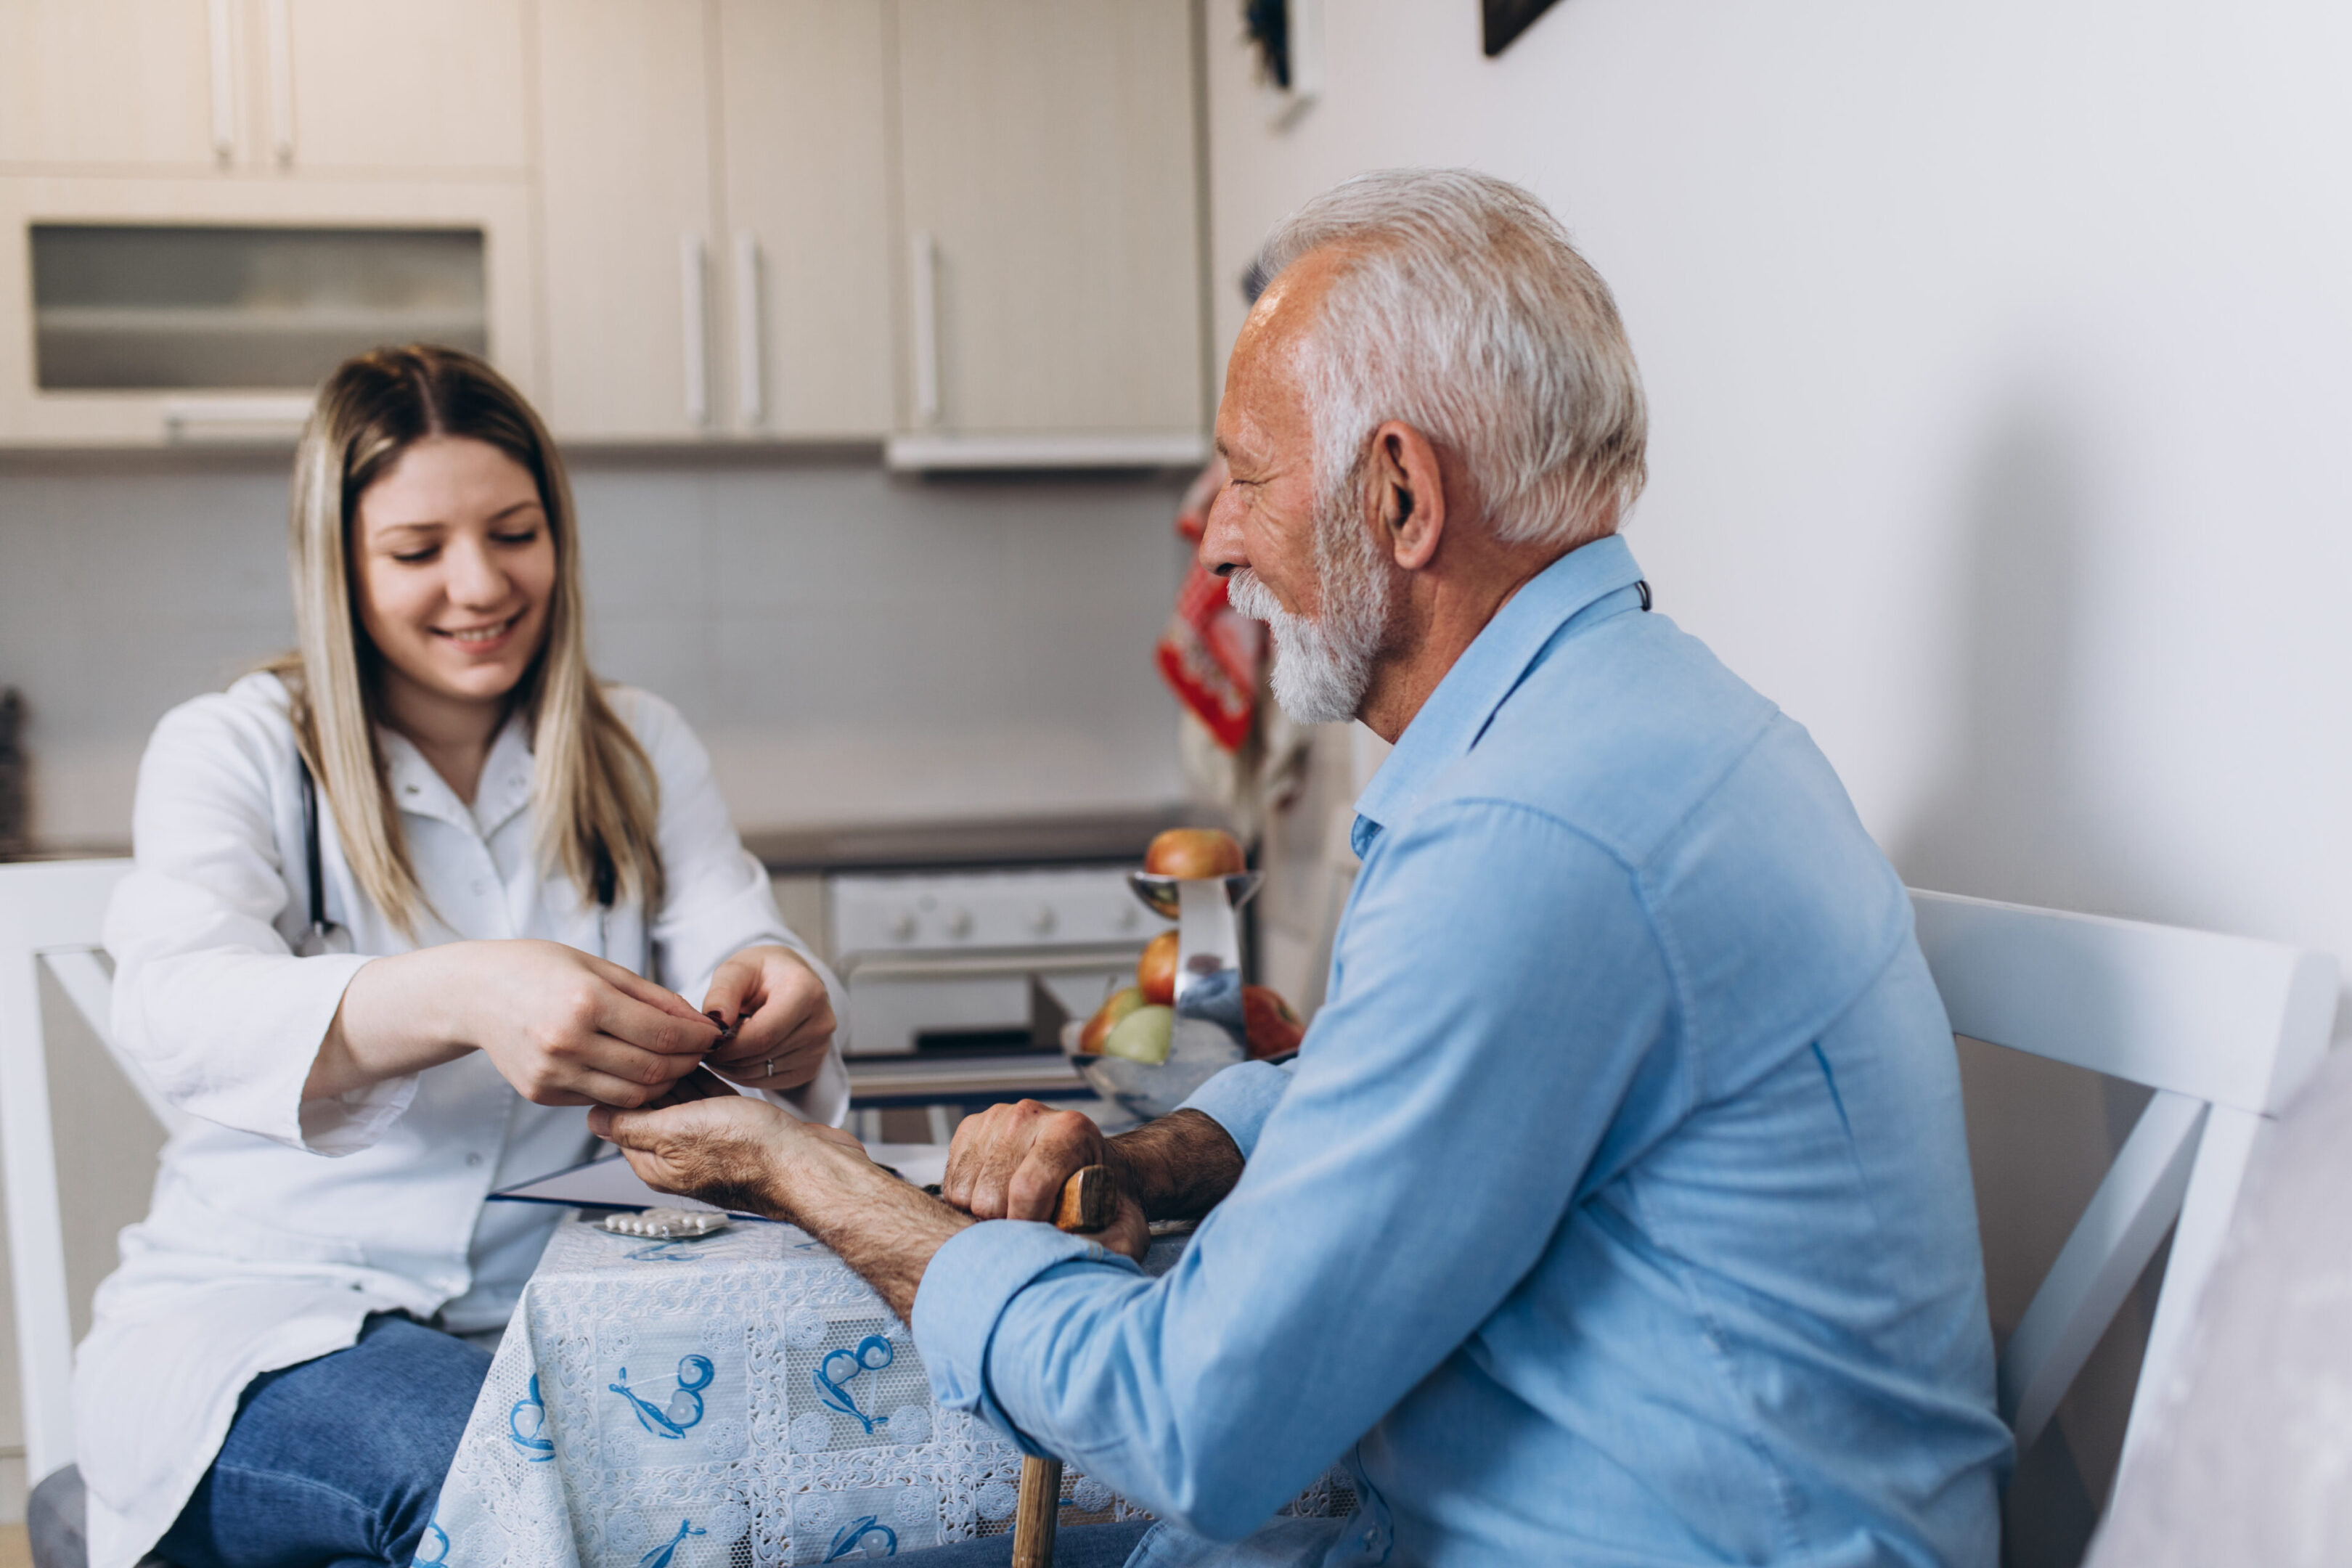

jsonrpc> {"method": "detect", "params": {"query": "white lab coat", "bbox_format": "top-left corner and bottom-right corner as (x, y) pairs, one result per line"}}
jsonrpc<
(76, 672), (846, 1568)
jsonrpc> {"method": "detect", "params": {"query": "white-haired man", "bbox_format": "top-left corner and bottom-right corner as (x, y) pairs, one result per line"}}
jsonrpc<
(596, 170), (2012, 1567)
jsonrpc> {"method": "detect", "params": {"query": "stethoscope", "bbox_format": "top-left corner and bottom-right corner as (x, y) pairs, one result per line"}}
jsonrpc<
(293, 755), (621, 960)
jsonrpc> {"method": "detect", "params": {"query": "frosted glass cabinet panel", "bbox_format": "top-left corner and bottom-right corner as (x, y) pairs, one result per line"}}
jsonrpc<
(0, 175), (536, 447)
(31, 224), (487, 391)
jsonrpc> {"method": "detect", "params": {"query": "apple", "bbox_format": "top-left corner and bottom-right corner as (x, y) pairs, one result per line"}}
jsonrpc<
(1136, 930), (1180, 1005)
(1079, 987), (1147, 1054)
(1143, 828), (1245, 880)
(1243, 985), (1305, 1058)
(1100, 1004), (1175, 1064)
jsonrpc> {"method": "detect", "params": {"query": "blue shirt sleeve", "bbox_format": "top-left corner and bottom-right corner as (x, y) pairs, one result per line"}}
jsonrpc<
(907, 799), (1685, 1539)
(1174, 1059), (1294, 1158)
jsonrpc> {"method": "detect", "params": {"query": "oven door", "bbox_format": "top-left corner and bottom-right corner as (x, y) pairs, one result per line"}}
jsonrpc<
(836, 947), (1140, 1057)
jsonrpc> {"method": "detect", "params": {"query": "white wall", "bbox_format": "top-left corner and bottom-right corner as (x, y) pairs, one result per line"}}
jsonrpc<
(0, 455), (1192, 847)
(1208, 0), (2352, 968)
(1204, 1), (2351, 1558)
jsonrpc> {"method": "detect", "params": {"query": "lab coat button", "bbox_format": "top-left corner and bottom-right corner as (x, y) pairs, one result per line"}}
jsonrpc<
(466, 1152), (484, 1168)
(473, 879), (489, 895)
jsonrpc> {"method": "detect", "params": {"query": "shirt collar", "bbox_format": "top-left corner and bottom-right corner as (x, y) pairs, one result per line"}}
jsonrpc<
(380, 711), (536, 838)
(1351, 533), (1647, 855)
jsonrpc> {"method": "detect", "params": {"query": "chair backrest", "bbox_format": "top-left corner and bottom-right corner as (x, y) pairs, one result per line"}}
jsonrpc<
(1908, 888), (2336, 1460)
(0, 857), (145, 1485)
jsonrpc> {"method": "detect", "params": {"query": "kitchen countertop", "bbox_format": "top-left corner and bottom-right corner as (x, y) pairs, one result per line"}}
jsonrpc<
(4, 809), (1228, 876)
(745, 804), (1222, 876)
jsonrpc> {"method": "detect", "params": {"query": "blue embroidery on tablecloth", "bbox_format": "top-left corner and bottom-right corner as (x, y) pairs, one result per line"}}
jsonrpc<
(824, 1515), (898, 1559)
(627, 1241), (706, 1263)
(640, 1518), (706, 1568)
(813, 1336), (894, 1435)
(415, 1516), (451, 1566)
(509, 1373), (555, 1461)
(610, 1354), (716, 1437)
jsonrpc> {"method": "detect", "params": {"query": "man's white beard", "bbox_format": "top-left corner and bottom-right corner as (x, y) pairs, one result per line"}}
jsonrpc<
(1225, 494), (1391, 726)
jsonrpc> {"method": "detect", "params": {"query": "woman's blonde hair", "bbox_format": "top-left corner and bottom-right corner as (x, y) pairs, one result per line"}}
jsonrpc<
(269, 344), (661, 938)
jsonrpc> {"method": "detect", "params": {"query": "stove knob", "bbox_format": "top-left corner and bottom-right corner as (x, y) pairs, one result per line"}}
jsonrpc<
(943, 907), (973, 939)
(1029, 904), (1057, 936)
(887, 910), (918, 942)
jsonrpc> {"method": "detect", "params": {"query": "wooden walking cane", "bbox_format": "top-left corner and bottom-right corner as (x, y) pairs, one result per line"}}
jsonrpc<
(1009, 1163), (1121, 1568)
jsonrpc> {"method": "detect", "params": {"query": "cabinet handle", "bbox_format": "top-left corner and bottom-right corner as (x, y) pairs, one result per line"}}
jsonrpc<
(265, 0), (294, 165)
(206, 0), (235, 163)
(734, 232), (763, 426)
(680, 234), (710, 427)
(911, 230), (941, 426)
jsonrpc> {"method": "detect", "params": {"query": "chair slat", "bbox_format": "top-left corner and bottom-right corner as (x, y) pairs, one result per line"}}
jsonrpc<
(1911, 889), (2332, 1116)
(2000, 1088), (2205, 1453)
(0, 858), (131, 1482)
(41, 946), (187, 1138)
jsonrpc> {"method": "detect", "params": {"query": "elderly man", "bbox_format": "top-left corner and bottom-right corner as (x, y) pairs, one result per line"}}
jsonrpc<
(596, 169), (2012, 1567)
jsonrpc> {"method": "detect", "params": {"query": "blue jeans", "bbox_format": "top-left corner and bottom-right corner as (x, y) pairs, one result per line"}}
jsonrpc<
(897, 1520), (1153, 1566)
(155, 1314), (491, 1568)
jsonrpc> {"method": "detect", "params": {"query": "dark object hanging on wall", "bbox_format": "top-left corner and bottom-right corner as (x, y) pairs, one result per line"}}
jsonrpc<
(0, 687), (27, 857)
(1483, 0), (1563, 57)
(1244, 0), (1291, 89)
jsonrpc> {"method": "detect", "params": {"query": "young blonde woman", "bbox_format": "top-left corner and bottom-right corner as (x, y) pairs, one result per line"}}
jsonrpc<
(70, 346), (845, 1568)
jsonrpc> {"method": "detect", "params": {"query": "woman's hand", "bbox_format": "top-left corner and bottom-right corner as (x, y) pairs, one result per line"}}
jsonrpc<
(312, 939), (720, 1106)
(698, 944), (836, 1092)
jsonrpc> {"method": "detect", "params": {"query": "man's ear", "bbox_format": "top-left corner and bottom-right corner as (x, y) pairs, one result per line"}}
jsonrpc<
(1370, 420), (1447, 571)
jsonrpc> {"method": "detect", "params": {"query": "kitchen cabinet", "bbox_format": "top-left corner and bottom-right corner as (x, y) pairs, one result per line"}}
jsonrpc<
(275, 0), (531, 176)
(0, 0), (528, 177)
(0, 0), (222, 171)
(0, 176), (537, 446)
(714, 0), (895, 439)
(890, 0), (1206, 470)
(537, 0), (897, 443)
(0, 0), (1207, 455)
(535, 0), (722, 441)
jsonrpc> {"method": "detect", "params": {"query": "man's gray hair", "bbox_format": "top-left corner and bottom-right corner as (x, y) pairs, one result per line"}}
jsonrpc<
(1251, 169), (1648, 550)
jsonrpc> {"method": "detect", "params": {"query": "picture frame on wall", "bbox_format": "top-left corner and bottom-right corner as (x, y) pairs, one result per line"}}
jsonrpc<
(1244, 0), (1324, 128)
(1483, 0), (1564, 57)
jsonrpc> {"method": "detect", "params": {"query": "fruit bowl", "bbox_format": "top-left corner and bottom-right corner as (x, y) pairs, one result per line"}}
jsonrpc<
(1063, 1016), (1246, 1122)
(1126, 870), (1262, 923)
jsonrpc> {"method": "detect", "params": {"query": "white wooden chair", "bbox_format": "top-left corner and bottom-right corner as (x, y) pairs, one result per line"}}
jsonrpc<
(0, 857), (173, 1491)
(1908, 888), (2335, 1460)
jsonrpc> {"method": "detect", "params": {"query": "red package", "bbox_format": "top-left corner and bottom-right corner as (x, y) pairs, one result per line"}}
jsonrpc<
(1156, 560), (1264, 751)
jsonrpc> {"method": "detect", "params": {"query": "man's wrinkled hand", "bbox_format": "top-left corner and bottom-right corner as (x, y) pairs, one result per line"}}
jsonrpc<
(589, 1095), (859, 1219)
(942, 1099), (1147, 1259)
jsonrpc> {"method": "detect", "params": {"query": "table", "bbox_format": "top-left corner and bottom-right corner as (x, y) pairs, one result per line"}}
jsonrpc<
(425, 1216), (1352, 1567)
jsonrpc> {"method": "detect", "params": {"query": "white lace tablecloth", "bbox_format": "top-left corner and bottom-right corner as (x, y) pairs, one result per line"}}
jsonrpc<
(424, 1216), (1349, 1567)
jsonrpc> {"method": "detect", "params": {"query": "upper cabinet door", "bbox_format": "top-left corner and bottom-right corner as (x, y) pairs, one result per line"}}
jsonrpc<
(536, 0), (720, 441)
(894, 0), (1204, 447)
(714, 0), (894, 439)
(0, 0), (224, 170)
(279, 0), (531, 175)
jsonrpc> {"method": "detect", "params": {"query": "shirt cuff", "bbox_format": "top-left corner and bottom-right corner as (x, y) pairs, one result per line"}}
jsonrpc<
(295, 1068), (423, 1156)
(912, 1220), (1140, 1450)
(1175, 1059), (1294, 1160)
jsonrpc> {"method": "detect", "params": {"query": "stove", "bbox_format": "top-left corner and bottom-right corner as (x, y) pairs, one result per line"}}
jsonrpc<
(825, 862), (1170, 1124)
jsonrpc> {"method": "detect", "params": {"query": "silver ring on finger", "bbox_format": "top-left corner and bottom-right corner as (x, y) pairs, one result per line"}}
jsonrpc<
(764, 1057), (775, 1078)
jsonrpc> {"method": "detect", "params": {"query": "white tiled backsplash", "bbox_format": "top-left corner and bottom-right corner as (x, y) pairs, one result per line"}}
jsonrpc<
(0, 455), (1193, 845)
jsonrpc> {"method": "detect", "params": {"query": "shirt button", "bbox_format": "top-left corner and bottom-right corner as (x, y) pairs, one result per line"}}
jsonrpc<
(466, 1153), (484, 1168)
(473, 879), (489, 895)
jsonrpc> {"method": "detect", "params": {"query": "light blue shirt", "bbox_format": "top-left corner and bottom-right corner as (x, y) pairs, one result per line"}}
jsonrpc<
(913, 536), (2011, 1567)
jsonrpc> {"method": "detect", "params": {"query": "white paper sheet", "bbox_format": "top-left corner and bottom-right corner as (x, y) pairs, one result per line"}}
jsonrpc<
(489, 1144), (952, 1218)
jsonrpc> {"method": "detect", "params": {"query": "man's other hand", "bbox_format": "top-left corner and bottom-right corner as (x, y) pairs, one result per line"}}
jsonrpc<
(944, 1099), (1147, 1259)
(589, 1095), (862, 1220)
